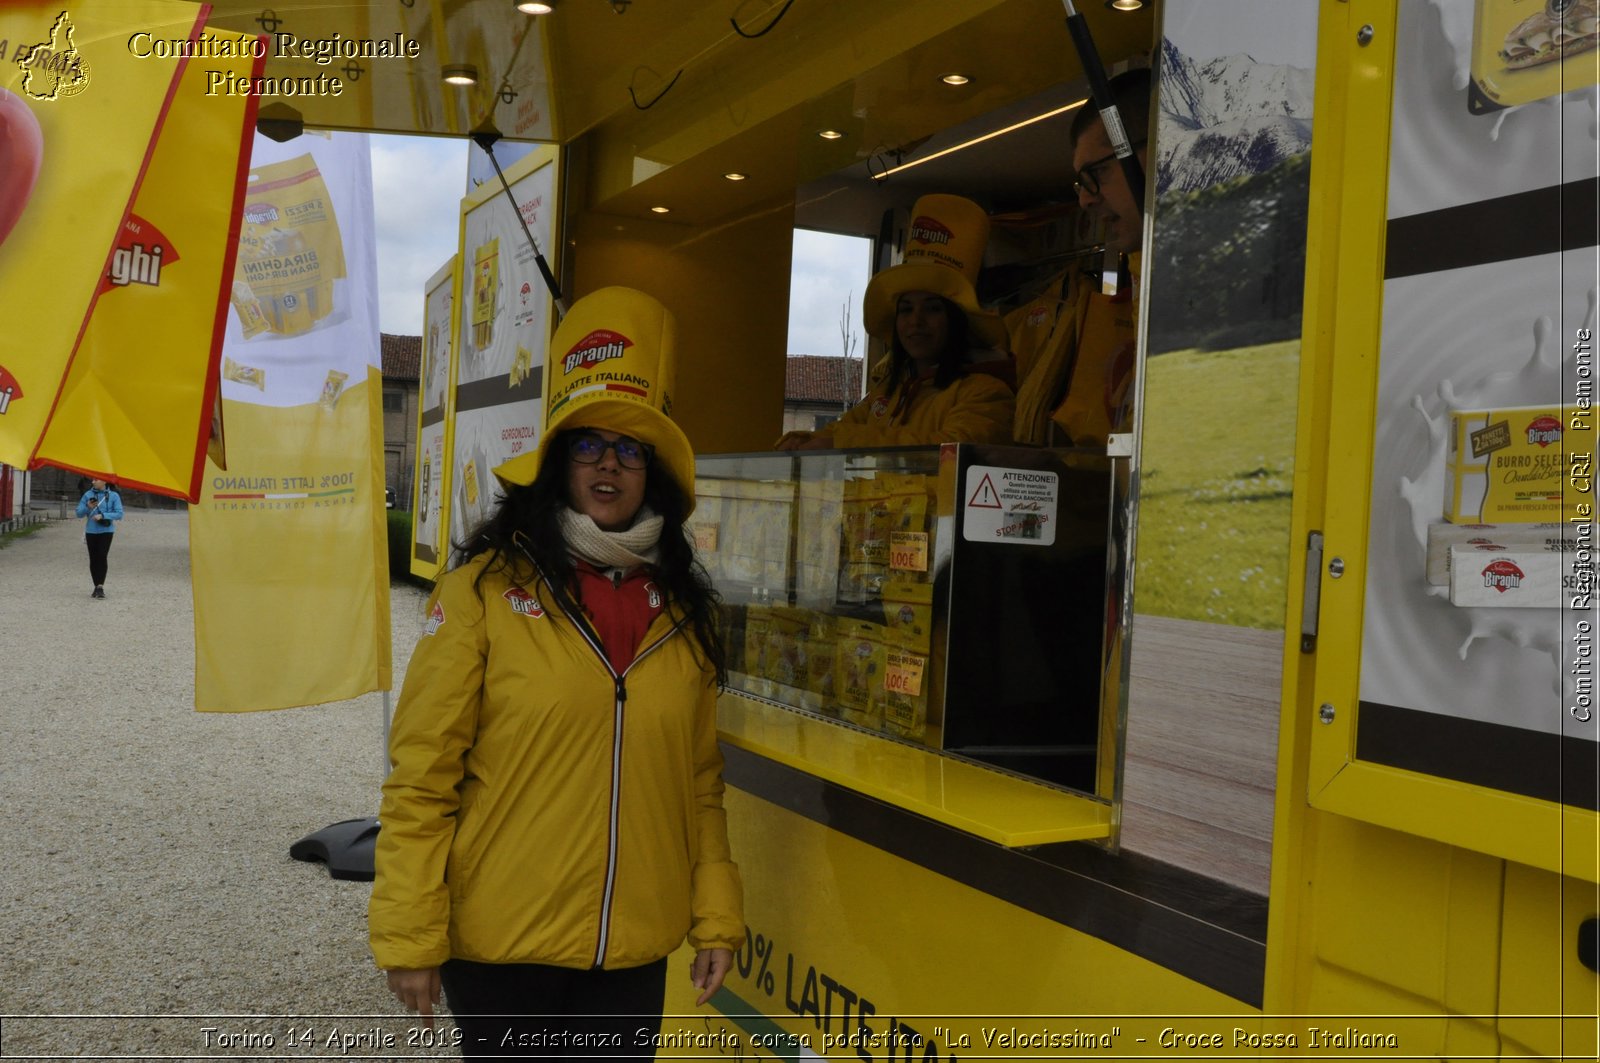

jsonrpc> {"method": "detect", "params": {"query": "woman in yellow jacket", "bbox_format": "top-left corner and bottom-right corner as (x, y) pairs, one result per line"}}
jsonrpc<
(370, 289), (742, 1058)
(777, 194), (1015, 450)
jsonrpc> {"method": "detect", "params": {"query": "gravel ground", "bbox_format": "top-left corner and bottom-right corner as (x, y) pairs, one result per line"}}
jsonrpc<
(0, 513), (464, 1059)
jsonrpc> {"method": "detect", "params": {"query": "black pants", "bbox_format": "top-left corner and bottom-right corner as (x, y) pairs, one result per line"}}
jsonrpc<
(85, 533), (113, 587)
(440, 957), (668, 1061)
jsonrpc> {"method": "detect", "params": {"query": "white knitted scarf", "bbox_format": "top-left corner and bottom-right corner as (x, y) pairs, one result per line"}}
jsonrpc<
(558, 506), (663, 569)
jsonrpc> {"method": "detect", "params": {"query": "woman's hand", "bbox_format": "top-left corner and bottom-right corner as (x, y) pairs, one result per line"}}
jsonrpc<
(690, 947), (733, 1006)
(774, 431), (813, 451)
(385, 967), (442, 1028)
(797, 431), (835, 451)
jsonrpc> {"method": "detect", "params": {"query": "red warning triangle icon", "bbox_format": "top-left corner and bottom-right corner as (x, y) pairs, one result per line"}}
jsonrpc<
(968, 473), (1002, 509)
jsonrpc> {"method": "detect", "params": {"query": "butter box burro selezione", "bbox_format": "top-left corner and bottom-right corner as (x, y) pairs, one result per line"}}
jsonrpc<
(1444, 405), (1595, 523)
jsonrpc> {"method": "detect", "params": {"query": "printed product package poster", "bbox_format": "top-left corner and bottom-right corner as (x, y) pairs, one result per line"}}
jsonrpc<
(449, 149), (557, 552)
(0, 1), (227, 469)
(1468, 0), (1600, 111)
(412, 255), (457, 578)
(1358, 0), (1599, 798)
(190, 131), (391, 713)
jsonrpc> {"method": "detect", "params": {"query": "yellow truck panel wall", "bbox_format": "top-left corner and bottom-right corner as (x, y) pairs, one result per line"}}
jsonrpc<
(663, 783), (1259, 1057)
(1498, 863), (1600, 1058)
(1278, 2), (1598, 1057)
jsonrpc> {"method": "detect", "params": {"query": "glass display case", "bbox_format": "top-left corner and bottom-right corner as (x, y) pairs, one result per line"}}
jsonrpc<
(693, 443), (1116, 796)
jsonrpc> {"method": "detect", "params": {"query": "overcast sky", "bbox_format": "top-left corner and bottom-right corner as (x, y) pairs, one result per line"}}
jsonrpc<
(370, 135), (869, 358)
(371, 134), (467, 337)
(1162, 0), (1318, 68)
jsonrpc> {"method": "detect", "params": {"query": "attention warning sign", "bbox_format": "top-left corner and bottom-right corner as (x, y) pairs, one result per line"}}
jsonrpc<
(963, 464), (1058, 546)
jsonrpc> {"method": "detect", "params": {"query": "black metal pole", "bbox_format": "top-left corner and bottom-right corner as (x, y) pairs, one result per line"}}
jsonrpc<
(471, 130), (568, 319)
(1060, 0), (1145, 213)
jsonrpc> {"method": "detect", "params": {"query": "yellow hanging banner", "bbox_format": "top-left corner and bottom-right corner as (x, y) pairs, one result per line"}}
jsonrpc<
(190, 132), (391, 713)
(0, 1), (210, 468)
(31, 24), (261, 499)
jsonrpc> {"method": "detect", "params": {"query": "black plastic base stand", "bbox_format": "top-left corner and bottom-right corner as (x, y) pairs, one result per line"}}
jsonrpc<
(290, 816), (380, 881)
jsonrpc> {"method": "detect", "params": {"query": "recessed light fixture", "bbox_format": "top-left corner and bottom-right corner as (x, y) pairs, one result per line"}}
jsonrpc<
(1107, 0), (1143, 10)
(817, 129), (844, 140)
(441, 64), (478, 85)
(723, 172), (747, 181)
(650, 205), (670, 214)
(940, 73), (970, 86)
(516, 0), (554, 12)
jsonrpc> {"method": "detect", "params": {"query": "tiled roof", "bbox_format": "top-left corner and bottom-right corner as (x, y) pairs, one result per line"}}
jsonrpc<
(786, 355), (864, 404)
(381, 333), (422, 381)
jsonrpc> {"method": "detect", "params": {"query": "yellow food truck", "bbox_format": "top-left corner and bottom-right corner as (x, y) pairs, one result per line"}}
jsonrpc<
(24, 0), (1599, 1055)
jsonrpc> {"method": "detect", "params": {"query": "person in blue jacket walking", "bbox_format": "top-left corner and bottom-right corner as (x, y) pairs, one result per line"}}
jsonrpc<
(74, 478), (123, 599)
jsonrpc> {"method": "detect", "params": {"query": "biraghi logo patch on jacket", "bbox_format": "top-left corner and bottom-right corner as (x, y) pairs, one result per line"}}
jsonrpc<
(423, 601), (445, 635)
(503, 585), (545, 618)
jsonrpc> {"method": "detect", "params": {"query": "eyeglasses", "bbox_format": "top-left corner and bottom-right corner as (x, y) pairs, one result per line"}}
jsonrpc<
(1071, 140), (1145, 197)
(567, 431), (654, 470)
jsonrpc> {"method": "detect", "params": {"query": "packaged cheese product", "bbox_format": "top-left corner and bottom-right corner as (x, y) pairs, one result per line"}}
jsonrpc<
(766, 606), (811, 688)
(835, 619), (887, 730)
(509, 345), (534, 386)
(741, 604), (774, 684)
(1448, 542), (1594, 608)
(884, 473), (932, 579)
(1444, 405), (1594, 523)
(472, 239), (499, 350)
(222, 356), (266, 392)
(880, 579), (935, 653)
(804, 613), (838, 710)
(235, 154), (346, 338)
(1424, 521), (1565, 585)
(318, 369), (349, 410)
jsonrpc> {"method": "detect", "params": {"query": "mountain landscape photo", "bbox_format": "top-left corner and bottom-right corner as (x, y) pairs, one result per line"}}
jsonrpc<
(1156, 38), (1314, 196)
(1147, 37), (1315, 351)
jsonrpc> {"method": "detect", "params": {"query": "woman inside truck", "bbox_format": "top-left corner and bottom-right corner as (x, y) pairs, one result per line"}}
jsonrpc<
(775, 193), (1016, 450)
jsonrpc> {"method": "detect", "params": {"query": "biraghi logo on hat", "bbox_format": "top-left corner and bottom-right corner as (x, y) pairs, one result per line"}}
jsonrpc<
(908, 216), (954, 247)
(563, 329), (632, 374)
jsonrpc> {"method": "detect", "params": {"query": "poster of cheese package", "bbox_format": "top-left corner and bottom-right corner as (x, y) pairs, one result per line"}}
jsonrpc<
(1469, 0), (1600, 113)
(834, 620), (887, 730)
(1448, 542), (1594, 607)
(1443, 404), (1594, 523)
(1424, 521), (1567, 584)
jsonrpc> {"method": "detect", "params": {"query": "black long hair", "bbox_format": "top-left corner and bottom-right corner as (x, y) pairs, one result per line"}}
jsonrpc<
(883, 294), (973, 395)
(454, 430), (727, 684)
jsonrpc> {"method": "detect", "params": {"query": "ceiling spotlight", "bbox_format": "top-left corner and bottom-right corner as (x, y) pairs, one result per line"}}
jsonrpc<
(817, 129), (844, 140)
(723, 172), (747, 181)
(940, 73), (970, 86)
(441, 64), (478, 85)
(650, 205), (670, 214)
(515, 0), (554, 12)
(1107, 0), (1144, 9)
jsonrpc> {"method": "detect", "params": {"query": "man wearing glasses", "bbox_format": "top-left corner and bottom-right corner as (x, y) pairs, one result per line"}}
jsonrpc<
(1069, 68), (1149, 259)
(1012, 67), (1150, 447)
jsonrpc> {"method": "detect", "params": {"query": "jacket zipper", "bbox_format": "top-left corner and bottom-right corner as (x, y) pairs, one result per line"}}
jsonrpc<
(555, 579), (685, 969)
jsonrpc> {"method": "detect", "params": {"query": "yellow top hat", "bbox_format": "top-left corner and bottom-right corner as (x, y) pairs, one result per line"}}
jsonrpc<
(862, 194), (1007, 350)
(493, 286), (697, 515)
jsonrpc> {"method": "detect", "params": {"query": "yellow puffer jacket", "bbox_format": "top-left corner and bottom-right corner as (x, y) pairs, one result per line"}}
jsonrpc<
(369, 552), (744, 971)
(829, 360), (1016, 448)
